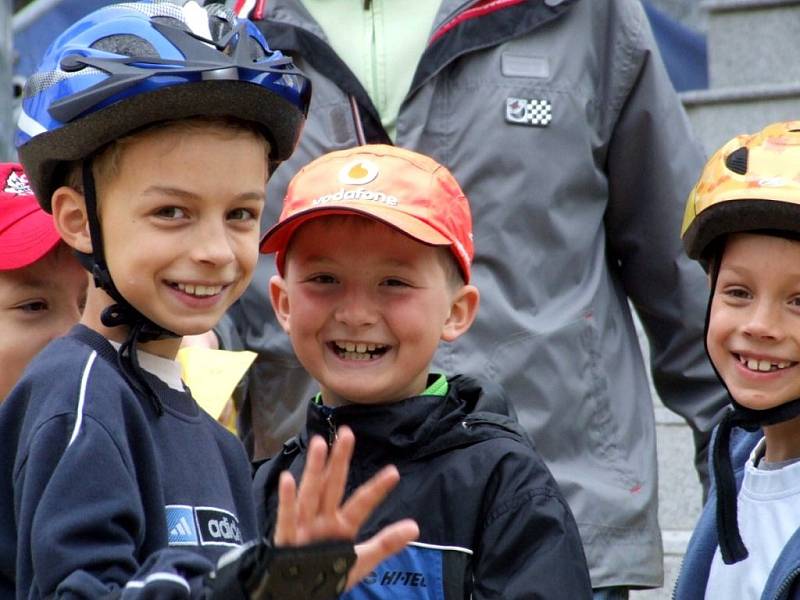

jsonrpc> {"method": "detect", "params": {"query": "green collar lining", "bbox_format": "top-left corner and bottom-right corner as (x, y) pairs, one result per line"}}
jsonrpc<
(313, 373), (448, 405)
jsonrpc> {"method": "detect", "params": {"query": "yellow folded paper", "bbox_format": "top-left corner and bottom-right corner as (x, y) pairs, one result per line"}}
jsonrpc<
(176, 347), (256, 422)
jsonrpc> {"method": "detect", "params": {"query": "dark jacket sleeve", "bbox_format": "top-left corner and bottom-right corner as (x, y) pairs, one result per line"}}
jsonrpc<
(15, 416), (215, 599)
(472, 445), (592, 599)
(602, 1), (726, 441)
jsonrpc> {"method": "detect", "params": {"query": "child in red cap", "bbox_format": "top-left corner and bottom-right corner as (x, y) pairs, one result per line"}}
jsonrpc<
(254, 144), (592, 599)
(0, 162), (86, 400)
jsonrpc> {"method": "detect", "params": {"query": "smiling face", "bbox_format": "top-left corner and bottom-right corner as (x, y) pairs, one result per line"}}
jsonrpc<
(270, 216), (478, 406)
(0, 245), (87, 400)
(707, 232), (800, 411)
(72, 122), (267, 354)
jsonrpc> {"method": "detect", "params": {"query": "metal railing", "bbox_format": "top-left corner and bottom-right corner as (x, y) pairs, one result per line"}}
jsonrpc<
(1, 0), (14, 161)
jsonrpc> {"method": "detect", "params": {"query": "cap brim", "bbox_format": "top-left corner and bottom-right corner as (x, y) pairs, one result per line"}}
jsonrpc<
(0, 210), (62, 270)
(260, 203), (452, 255)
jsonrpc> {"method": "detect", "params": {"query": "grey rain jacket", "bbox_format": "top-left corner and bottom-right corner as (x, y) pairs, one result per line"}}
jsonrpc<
(221, 0), (728, 587)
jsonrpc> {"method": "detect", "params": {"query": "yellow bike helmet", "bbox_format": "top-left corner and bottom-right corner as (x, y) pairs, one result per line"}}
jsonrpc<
(682, 120), (800, 262)
(682, 121), (800, 566)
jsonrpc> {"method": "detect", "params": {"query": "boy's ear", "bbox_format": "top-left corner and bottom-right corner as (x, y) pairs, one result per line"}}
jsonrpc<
(269, 274), (292, 335)
(51, 186), (92, 254)
(441, 284), (480, 342)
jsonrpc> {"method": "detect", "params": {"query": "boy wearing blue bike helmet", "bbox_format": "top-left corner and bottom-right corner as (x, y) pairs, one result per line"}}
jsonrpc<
(0, 2), (417, 598)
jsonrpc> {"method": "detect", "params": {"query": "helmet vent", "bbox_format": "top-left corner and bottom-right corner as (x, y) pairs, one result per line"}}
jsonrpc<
(725, 147), (748, 175)
(91, 35), (158, 59)
(151, 16), (191, 33)
(208, 17), (234, 49)
(23, 67), (104, 98)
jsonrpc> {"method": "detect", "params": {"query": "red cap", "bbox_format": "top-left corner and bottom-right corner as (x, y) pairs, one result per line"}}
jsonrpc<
(0, 163), (61, 270)
(260, 145), (474, 281)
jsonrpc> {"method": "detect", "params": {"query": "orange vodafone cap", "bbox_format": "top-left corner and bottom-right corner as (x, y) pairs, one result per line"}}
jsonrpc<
(260, 145), (474, 282)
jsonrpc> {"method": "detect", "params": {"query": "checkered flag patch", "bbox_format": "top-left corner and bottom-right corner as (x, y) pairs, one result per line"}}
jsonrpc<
(505, 97), (552, 127)
(4, 170), (33, 196)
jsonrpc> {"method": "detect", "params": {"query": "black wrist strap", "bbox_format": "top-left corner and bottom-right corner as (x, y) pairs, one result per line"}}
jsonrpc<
(206, 539), (355, 600)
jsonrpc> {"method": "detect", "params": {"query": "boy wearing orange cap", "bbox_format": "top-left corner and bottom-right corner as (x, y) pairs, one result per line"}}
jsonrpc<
(0, 163), (86, 400)
(255, 144), (592, 599)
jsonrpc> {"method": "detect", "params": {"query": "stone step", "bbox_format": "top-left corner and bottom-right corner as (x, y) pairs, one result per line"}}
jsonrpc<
(631, 418), (696, 599)
(634, 313), (700, 598)
(631, 552), (685, 599)
(704, 0), (800, 88)
(682, 82), (800, 155)
(655, 412), (703, 533)
(649, 0), (709, 29)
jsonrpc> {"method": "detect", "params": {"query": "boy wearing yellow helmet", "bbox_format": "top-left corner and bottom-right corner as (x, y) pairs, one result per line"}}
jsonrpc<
(675, 121), (800, 598)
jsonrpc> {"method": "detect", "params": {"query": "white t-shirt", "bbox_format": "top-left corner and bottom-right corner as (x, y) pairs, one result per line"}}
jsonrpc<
(109, 340), (184, 391)
(705, 437), (800, 599)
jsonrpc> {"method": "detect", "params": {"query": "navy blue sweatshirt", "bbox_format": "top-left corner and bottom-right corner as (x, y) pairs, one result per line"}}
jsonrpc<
(0, 325), (257, 598)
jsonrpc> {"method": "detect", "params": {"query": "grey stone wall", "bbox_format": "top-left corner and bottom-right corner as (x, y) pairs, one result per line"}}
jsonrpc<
(647, 0), (708, 29)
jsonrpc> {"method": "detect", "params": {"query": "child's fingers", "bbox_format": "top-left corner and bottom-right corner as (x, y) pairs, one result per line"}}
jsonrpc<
(320, 426), (354, 515)
(345, 519), (420, 590)
(273, 470), (297, 546)
(296, 435), (327, 528)
(339, 465), (400, 530)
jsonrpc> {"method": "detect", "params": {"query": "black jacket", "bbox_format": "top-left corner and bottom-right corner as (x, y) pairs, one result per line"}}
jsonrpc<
(253, 375), (591, 599)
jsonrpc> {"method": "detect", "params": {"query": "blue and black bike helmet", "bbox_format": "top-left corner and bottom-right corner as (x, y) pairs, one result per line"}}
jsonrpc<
(17, 0), (310, 208)
(15, 1), (311, 413)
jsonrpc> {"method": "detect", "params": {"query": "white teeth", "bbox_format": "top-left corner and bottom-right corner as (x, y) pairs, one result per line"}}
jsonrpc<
(175, 283), (223, 296)
(740, 355), (794, 372)
(335, 341), (386, 351)
(333, 341), (387, 360)
(176, 282), (222, 296)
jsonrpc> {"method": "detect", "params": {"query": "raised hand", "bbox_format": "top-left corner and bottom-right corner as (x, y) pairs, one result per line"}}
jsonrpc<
(274, 426), (419, 590)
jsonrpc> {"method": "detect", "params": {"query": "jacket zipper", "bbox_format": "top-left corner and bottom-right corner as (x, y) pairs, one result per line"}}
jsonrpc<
(671, 554), (685, 600)
(775, 567), (800, 599)
(318, 405), (338, 446)
(349, 95), (367, 145)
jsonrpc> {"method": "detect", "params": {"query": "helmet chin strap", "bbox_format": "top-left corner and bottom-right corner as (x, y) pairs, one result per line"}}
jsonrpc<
(77, 159), (179, 416)
(705, 252), (800, 564)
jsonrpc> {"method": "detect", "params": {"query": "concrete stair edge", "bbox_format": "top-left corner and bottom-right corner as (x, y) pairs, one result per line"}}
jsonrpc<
(702, 0), (800, 12)
(681, 82), (800, 106)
